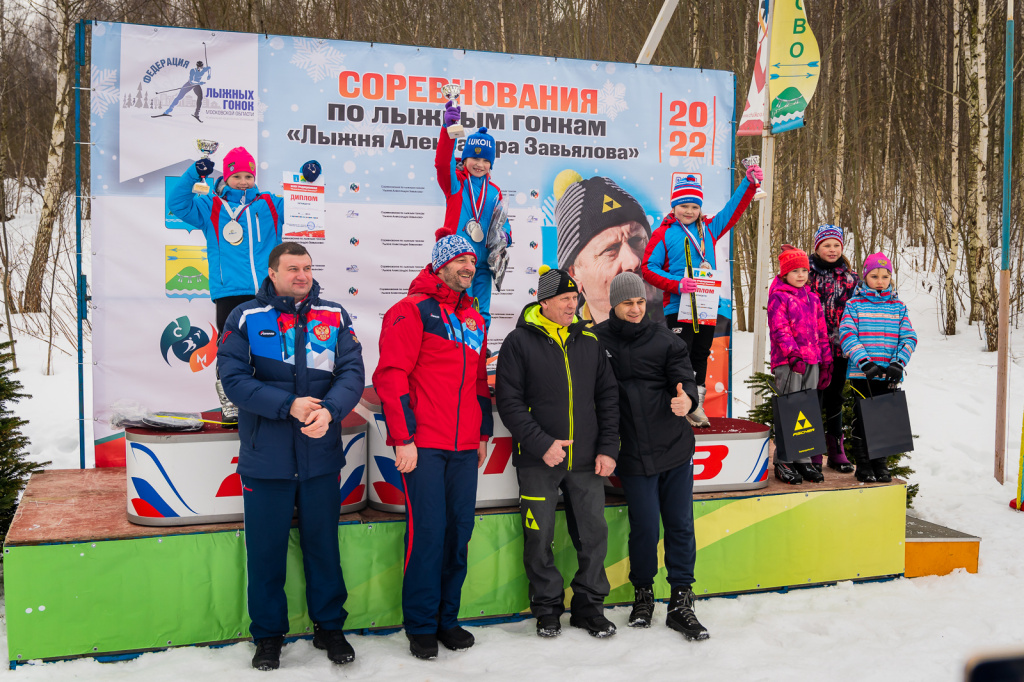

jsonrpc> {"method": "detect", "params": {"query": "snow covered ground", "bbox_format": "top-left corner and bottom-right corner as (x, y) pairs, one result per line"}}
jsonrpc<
(2, 250), (1024, 681)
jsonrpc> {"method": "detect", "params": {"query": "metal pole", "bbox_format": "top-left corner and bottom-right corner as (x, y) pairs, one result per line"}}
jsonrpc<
(751, 1), (776, 406)
(75, 21), (87, 470)
(996, 3), (1014, 484)
(636, 0), (681, 64)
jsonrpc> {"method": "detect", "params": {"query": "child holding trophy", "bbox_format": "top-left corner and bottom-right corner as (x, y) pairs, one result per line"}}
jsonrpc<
(168, 142), (321, 424)
(434, 87), (511, 329)
(641, 166), (762, 427)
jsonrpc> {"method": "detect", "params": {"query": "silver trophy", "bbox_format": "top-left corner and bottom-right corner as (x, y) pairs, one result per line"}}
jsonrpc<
(441, 83), (465, 139)
(192, 139), (220, 195)
(741, 155), (767, 200)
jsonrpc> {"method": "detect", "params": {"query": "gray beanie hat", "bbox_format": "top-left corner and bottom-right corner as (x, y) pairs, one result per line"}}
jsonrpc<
(609, 272), (646, 309)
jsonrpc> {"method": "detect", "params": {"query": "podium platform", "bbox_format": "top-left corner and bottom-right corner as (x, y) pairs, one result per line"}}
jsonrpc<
(4, 467), (907, 666)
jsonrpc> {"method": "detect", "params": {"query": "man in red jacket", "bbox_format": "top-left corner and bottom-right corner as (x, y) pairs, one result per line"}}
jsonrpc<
(373, 233), (493, 661)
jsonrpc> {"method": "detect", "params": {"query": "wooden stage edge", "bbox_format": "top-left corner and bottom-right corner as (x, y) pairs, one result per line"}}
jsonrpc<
(7, 468), (903, 547)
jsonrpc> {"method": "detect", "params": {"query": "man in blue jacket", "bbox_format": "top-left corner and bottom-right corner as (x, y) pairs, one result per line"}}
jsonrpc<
(218, 242), (364, 671)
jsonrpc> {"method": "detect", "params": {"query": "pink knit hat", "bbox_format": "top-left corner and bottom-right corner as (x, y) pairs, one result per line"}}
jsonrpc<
(862, 252), (892, 279)
(778, 244), (810, 276)
(223, 147), (256, 178)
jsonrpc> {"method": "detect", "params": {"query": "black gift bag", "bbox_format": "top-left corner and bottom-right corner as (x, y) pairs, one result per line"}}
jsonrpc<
(771, 389), (827, 462)
(855, 388), (914, 460)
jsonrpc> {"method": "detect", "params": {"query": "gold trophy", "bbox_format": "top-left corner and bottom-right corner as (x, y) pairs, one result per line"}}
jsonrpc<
(441, 84), (465, 139)
(192, 139), (220, 195)
(741, 155), (767, 200)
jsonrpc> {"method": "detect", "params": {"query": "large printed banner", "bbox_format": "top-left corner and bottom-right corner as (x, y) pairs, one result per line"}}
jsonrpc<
(88, 22), (737, 461)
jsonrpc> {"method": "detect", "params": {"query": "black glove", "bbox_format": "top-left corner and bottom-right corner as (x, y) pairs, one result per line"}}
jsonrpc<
(860, 361), (884, 380)
(301, 160), (322, 183)
(885, 362), (904, 382)
(195, 158), (215, 178)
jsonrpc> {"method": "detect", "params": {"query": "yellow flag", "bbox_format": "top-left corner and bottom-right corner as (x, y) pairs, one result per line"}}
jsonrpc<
(768, 0), (821, 133)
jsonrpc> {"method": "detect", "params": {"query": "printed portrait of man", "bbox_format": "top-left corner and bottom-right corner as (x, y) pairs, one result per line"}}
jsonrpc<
(554, 176), (659, 324)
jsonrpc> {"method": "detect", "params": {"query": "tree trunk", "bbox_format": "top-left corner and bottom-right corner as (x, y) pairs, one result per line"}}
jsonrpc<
(23, 0), (73, 313)
(945, 0), (963, 336)
(970, 0), (998, 350)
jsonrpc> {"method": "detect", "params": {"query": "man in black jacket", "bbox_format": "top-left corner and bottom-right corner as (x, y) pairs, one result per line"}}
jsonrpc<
(593, 272), (709, 642)
(495, 266), (619, 639)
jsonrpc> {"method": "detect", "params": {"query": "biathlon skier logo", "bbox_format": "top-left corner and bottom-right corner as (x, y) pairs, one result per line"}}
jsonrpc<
(149, 42), (213, 122)
(160, 315), (218, 372)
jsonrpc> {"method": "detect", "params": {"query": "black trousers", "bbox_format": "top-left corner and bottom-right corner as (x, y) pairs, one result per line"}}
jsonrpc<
(667, 313), (715, 387)
(818, 356), (849, 438)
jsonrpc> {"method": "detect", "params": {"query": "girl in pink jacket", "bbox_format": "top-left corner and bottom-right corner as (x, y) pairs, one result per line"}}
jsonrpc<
(767, 245), (832, 485)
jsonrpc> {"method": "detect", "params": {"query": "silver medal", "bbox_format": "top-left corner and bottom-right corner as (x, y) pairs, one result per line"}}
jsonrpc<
(223, 220), (244, 246)
(465, 220), (484, 243)
(699, 261), (712, 270)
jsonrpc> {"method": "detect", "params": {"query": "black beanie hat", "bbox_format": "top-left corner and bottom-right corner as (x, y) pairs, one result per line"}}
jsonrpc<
(554, 176), (650, 268)
(536, 265), (578, 302)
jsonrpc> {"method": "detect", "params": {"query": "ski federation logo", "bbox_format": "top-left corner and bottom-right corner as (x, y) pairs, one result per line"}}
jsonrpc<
(348, 287), (359, 296)
(529, 241), (539, 250)
(349, 183), (360, 193)
(349, 237), (360, 246)
(165, 245), (210, 300)
(134, 44), (255, 124)
(160, 315), (217, 372)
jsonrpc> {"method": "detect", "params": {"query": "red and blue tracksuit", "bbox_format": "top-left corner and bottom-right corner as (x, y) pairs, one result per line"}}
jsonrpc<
(373, 265), (493, 635)
(434, 128), (511, 328)
(641, 177), (756, 318)
(167, 165), (283, 301)
(218, 278), (364, 640)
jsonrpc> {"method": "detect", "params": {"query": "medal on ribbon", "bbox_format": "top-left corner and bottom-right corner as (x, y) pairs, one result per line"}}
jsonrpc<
(464, 178), (488, 243)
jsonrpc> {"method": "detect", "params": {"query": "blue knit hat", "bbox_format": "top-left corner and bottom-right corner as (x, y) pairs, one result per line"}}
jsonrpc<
(462, 127), (496, 166)
(670, 175), (703, 208)
(432, 234), (476, 271)
(814, 224), (844, 251)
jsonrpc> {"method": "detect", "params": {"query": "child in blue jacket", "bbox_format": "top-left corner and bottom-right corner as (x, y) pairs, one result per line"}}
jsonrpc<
(839, 252), (917, 483)
(641, 170), (760, 427)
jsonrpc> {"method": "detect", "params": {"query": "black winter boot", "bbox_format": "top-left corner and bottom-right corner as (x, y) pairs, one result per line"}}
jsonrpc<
(628, 584), (655, 628)
(666, 586), (709, 641)
(852, 445), (876, 483)
(251, 636), (284, 671)
(871, 458), (892, 483)
(794, 462), (825, 483)
(774, 461), (802, 485)
(407, 632), (438, 660)
(312, 624), (354, 664)
(437, 625), (475, 651)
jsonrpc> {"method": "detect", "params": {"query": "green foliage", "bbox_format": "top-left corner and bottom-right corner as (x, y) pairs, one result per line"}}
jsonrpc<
(744, 371), (918, 507)
(0, 341), (47, 550)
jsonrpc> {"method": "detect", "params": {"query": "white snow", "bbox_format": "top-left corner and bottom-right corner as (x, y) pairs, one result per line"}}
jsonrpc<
(3, 249), (1024, 680)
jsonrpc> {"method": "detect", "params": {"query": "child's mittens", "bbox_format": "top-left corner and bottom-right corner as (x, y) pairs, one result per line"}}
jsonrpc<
(679, 278), (698, 294)
(301, 160), (322, 183)
(443, 101), (462, 128)
(745, 164), (764, 184)
(195, 158), (215, 178)
(788, 357), (807, 375)
(860, 361), (884, 380)
(884, 362), (904, 382)
(817, 370), (831, 390)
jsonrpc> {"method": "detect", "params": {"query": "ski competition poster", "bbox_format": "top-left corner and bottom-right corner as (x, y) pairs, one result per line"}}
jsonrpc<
(87, 22), (737, 461)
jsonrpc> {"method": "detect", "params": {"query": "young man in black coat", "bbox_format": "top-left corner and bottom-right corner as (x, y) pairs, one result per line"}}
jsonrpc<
(495, 266), (619, 639)
(592, 272), (709, 642)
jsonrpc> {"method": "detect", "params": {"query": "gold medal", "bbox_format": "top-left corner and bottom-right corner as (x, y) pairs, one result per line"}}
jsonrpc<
(223, 220), (244, 246)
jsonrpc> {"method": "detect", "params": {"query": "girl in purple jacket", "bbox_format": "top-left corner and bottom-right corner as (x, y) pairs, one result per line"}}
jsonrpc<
(767, 245), (832, 484)
(807, 225), (859, 474)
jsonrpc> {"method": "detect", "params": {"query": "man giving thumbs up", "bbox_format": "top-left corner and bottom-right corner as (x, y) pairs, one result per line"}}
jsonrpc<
(593, 272), (709, 643)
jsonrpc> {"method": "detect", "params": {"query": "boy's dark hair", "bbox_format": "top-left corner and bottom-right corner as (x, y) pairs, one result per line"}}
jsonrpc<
(268, 242), (310, 270)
